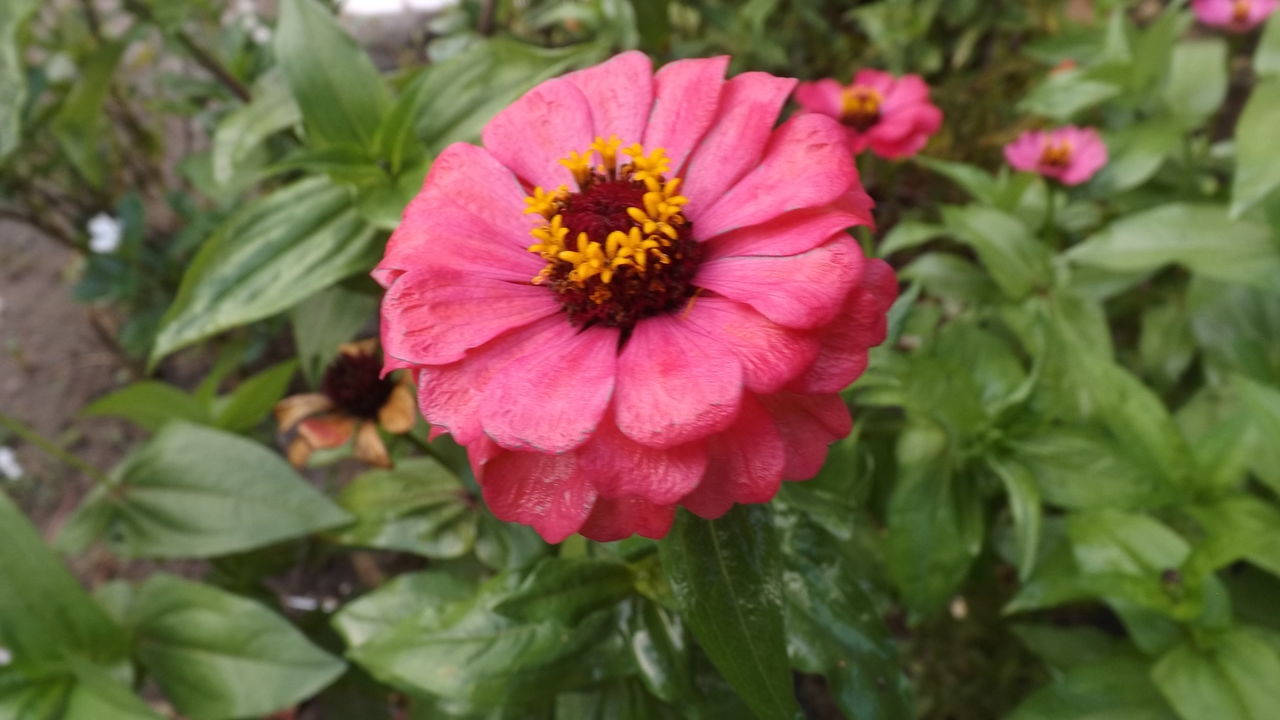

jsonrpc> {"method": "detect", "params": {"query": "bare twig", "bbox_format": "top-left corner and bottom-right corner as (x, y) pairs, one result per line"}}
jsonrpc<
(121, 0), (252, 102)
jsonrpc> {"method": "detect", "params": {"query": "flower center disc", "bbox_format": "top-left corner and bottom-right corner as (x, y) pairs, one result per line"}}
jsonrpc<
(840, 86), (883, 132)
(524, 137), (702, 330)
(1233, 0), (1252, 23)
(1039, 140), (1073, 168)
(322, 351), (395, 418)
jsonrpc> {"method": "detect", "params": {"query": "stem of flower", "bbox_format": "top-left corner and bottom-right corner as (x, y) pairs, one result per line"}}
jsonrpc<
(0, 409), (111, 485)
(1042, 180), (1059, 249)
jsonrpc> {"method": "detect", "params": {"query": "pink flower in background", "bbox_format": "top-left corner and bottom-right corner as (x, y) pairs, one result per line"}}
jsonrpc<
(1193, 0), (1279, 31)
(1004, 126), (1107, 186)
(376, 52), (897, 543)
(794, 69), (943, 159)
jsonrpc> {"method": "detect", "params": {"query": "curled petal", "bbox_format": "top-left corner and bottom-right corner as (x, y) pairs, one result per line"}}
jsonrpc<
(681, 395), (785, 519)
(476, 446), (596, 543)
(792, 258), (898, 393)
(275, 393), (333, 433)
(579, 496), (676, 542)
(378, 379), (418, 434)
(760, 392), (852, 480)
(354, 421), (392, 468)
(578, 419), (707, 504)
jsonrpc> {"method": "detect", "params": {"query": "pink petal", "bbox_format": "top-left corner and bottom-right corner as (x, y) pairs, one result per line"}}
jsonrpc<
(643, 56), (731, 175)
(682, 296), (820, 393)
(374, 144), (538, 287)
(866, 104), (943, 159)
(760, 392), (852, 480)
(793, 79), (845, 118)
(614, 315), (742, 448)
(481, 78), (595, 190)
(695, 235), (865, 329)
(381, 268), (560, 366)
(852, 69), (896, 94)
(415, 317), (562, 445)
(680, 71), (796, 215)
(566, 50), (653, 144)
(579, 496), (676, 542)
(792, 258), (897, 393)
(480, 324), (619, 453)
(476, 447), (596, 543)
(577, 419), (707, 504)
(1004, 131), (1044, 173)
(704, 191), (874, 260)
(695, 113), (857, 238)
(681, 394), (785, 518)
(880, 73), (931, 109)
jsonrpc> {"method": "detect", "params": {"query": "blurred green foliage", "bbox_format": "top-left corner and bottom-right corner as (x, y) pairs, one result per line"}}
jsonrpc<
(3, 0), (1280, 718)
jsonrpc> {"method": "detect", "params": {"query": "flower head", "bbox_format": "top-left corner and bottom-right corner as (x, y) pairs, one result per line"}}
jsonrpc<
(1004, 126), (1107, 186)
(376, 52), (897, 543)
(794, 69), (943, 159)
(87, 213), (123, 254)
(1193, 0), (1279, 31)
(274, 340), (416, 468)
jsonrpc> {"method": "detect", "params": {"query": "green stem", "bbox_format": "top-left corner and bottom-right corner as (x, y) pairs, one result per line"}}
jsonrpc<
(1042, 181), (1059, 249)
(0, 409), (110, 485)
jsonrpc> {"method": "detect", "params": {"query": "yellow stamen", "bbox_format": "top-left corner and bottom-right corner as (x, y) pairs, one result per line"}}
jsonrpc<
(840, 86), (883, 129)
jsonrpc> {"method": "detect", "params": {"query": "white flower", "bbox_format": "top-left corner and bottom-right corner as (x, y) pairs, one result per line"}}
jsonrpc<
(0, 647), (11, 666)
(87, 213), (123, 254)
(0, 447), (23, 481)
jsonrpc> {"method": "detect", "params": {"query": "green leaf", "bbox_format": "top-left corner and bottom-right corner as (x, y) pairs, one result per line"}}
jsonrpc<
(1068, 510), (1189, 576)
(942, 204), (1051, 299)
(128, 574), (344, 720)
(627, 599), (693, 704)
(1230, 79), (1280, 219)
(1162, 39), (1227, 130)
(1092, 118), (1182, 194)
(555, 679), (677, 720)
(1255, 11), (1280, 77)
(1152, 630), (1280, 720)
(333, 570), (475, 651)
(1010, 427), (1170, 510)
(0, 491), (126, 665)
(1186, 496), (1280, 578)
(784, 522), (912, 720)
(81, 382), (212, 432)
(275, 0), (390, 149)
(1235, 376), (1280, 494)
(212, 360), (298, 433)
(494, 558), (634, 625)
(291, 284), (379, 386)
(152, 176), (377, 363)
(61, 423), (350, 558)
(211, 69), (302, 186)
(1069, 204), (1280, 289)
(1188, 279), (1280, 385)
(628, 0), (670, 51)
(51, 41), (125, 187)
(335, 457), (477, 559)
(348, 575), (616, 710)
(989, 456), (1042, 581)
(658, 506), (799, 720)
(0, 0), (38, 161)
(913, 158), (998, 203)
(411, 38), (608, 152)
(1012, 623), (1127, 672)
(878, 220), (946, 257)
(886, 423), (982, 616)
(1008, 653), (1174, 720)
(0, 662), (163, 720)
(1019, 69), (1121, 120)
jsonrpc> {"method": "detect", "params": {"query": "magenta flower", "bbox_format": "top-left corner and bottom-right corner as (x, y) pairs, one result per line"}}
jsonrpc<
(794, 69), (943, 160)
(374, 53), (897, 543)
(1193, 0), (1279, 31)
(1003, 126), (1107, 186)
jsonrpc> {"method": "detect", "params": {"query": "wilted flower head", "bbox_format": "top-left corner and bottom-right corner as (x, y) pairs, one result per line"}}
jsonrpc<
(1193, 0), (1279, 31)
(376, 52), (897, 543)
(794, 69), (943, 160)
(274, 340), (415, 468)
(1004, 126), (1107, 186)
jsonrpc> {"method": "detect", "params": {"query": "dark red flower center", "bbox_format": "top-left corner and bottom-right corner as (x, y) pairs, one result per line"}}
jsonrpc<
(524, 138), (703, 331)
(322, 351), (395, 418)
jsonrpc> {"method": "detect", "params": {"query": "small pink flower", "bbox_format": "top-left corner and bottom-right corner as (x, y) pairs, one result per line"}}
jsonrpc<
(376, 52), (897, 543)
(794, 69), (944, 159)
(1003, 126), (1107, 186)
(1193, 0), (1279, 31)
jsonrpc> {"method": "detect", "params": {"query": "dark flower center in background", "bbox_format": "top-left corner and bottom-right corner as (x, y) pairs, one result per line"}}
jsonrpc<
(524, 138), (703, 331)
(322, 351), (395, 418)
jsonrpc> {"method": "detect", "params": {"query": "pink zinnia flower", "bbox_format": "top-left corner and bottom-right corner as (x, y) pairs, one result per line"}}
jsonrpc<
(1193, 0), (1279, 31)
(794, 69), (943, 159)
(374, 52), (897, 543)
(1003, 126), (1107, 186)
